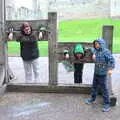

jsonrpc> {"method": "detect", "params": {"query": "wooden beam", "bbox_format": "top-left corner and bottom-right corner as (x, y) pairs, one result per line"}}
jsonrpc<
(0, 84), (7, 98)
(56, 42), (94, 62)
(5, 20), (49, 41)
(0, 65), (5, 86)
(48, 12), (58, 85)
(6, 20), (48, 31)
(7, 83), (91, 94)
(56, 42), (93, 47)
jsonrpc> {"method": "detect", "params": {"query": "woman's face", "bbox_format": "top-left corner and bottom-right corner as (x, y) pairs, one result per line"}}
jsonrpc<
(23, 23), (31, 35)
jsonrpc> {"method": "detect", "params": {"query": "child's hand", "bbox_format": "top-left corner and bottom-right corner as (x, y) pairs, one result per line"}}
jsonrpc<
(39, 32), (43, 40)
(65, 54), (69, 59)
(108, 69), (113, 76)
(8, 33), (13, 40)
(92, 54), (96, 61)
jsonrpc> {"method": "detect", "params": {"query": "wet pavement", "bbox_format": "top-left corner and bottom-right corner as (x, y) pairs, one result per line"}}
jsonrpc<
(0, 54), (120, 120)
(0, 92), (120, 120)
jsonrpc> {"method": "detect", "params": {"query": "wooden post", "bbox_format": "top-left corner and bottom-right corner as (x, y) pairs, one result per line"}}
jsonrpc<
(48, 12), (58, 85)
(4, 0), (9, 83)
(0, 0), (8, 84)
(102, 25), (114, 93)
(102, 25), (114, 52)
(0, 0), (4, 64)
(102, 25), (117, 106)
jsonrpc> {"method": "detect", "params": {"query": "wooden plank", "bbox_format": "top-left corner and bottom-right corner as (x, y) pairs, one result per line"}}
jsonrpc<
(0, 41), (5, 64)
(0, 84), (7, 98)
(6, 20), (48, 31)
(5, 20), (49, 41)
(56, 42), (94, 63)
(48, 12), (58, 85)
(0, 65), (5, 86)
(7, 83), (91, 94)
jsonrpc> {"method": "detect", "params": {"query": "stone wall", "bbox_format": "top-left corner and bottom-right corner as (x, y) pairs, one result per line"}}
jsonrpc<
(111, 0), (120, 18)
(5, 0), (120, 21)
(48, 0), (110, 21)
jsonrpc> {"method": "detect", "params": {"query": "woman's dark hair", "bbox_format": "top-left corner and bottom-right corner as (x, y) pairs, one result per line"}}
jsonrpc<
(20, 23), (33, 35)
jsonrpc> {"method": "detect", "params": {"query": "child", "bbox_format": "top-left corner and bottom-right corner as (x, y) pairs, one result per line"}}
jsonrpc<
(64, 44), (84, 83)
(85, 38), (115, 112)
(8, 22), (40, 83)
(73, 44), (84, 83)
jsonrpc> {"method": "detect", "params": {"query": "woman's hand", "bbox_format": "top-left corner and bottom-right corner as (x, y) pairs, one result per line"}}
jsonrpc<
(8, 33), (13, 40)
(65, 53), (69, 59)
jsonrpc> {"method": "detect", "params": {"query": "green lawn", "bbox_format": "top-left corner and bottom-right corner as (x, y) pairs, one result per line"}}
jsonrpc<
(8, 41), (48, 56)
(8, 18), (120, 56)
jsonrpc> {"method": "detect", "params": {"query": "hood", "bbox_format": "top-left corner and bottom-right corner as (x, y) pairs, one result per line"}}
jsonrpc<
(93, 38), (107, 49)
(74, 44), (84, 54)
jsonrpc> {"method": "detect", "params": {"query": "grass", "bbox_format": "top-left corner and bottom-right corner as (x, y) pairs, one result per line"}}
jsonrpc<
(8, 18), (120, 56)
(8, 41), (48, 56)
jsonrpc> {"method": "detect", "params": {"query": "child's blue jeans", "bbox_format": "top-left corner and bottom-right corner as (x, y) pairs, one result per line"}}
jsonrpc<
(91, 74), (110, 105)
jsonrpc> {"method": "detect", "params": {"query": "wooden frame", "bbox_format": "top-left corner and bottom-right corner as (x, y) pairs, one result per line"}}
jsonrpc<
(56, 42), (93, 63)
(4, 12), (58, 86)
(2, 12), (114, 87)
(5, 20), (49, 41)
(1, 12), (114, 86)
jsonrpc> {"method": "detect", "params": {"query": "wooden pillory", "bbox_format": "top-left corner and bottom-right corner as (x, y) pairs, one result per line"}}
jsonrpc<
(0, 0), (116, 106)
